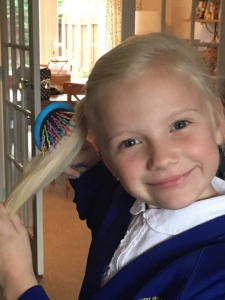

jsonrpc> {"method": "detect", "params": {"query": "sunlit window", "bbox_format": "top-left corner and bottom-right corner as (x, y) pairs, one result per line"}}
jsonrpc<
(57, 0), (107, 78)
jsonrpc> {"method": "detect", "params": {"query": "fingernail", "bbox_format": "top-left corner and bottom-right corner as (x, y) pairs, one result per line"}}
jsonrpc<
(70, 163), (86, 169)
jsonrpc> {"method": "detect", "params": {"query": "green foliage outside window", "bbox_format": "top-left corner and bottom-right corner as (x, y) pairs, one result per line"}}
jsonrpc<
(6, 0), (29, 46)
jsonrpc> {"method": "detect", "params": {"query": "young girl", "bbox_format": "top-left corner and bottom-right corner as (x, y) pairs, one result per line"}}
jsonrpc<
(1, 32), (225, 300)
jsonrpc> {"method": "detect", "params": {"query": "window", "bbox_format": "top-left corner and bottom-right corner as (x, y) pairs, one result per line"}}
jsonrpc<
(39, 0), (122, 80)
(57, 0), (107, 78)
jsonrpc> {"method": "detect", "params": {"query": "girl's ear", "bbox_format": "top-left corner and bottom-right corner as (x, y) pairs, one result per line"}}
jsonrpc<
(213, 97), (225, 145)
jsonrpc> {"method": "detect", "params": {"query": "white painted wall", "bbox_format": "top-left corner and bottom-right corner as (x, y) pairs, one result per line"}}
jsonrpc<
(141, 0), (162, 11)
(39, 0), (58, 65)
(168, 0), (215, 41)
(141, 0), (216, 41)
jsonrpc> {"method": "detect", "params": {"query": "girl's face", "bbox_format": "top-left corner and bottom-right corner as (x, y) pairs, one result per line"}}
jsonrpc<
(94, 71), (224, 209)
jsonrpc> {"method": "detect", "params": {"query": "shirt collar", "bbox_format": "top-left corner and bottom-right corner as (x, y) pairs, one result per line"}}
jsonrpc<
(130, 177), (225, 235)
(130, 199), (146, 215)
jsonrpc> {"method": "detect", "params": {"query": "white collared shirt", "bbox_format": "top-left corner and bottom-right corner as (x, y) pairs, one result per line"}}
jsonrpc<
(102, 177), (225, 285)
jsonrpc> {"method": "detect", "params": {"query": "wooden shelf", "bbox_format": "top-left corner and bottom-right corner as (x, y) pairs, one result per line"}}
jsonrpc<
(192, 41), (219, 47)
(175, 0), (225, 87)
(195, 19), (219, 23)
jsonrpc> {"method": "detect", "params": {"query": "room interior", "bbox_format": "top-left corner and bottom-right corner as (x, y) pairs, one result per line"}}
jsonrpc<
(40, 2), (225, 299)
(0, 0), (225, 299)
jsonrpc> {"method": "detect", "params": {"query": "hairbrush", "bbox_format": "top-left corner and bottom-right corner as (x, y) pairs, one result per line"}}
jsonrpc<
(34, 102), (86, 170)
(34, 102), (75, 155)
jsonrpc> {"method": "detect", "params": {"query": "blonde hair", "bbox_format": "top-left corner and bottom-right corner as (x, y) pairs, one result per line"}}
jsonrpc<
(85, 32), (218, 125)
(5, 32), (223, 215)
(5, 100), (87, 215)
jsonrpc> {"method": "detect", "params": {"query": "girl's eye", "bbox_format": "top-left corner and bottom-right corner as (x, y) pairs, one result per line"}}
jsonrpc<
(172, 120), (189, 130)
(121, 139), (140, 148)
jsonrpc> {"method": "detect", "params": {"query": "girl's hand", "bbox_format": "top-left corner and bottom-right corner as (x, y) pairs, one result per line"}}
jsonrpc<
(0, 202), (38, 300)
(62, 140), (100, 179)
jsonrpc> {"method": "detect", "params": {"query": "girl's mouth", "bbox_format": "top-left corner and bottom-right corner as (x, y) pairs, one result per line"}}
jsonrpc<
(149, 169), (193, 189)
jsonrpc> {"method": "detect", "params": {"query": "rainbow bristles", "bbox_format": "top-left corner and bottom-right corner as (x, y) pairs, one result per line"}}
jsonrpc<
(40, 110), (75, 155)
(34, 102), (75, 153)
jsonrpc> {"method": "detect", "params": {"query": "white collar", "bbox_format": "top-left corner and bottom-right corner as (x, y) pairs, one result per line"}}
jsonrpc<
(130, 177), (225, 235)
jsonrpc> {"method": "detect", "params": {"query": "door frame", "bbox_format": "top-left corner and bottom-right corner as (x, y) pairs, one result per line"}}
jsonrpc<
(0, 0), (44, 275)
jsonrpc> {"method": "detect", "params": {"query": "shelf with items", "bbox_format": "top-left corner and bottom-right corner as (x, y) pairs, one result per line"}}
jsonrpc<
(195, 18), (220, 22)
(189, 0), (222, 78)
(160, 0), (225, 94)
(195, 0), (220, 21)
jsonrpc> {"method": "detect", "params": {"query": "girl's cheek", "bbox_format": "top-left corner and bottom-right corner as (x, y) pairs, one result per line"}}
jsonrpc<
(118, 159), (140, 179)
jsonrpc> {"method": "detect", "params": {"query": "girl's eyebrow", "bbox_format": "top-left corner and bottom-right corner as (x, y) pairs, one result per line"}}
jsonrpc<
(169, 108), (200, 118)
(107, 130), (138, 141)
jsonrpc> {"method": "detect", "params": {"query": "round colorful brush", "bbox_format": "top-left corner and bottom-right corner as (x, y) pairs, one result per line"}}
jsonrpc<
(34, 102), (86, 170)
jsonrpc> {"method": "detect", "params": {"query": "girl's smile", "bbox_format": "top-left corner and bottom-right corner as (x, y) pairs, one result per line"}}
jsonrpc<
(147, 168), (194, 190)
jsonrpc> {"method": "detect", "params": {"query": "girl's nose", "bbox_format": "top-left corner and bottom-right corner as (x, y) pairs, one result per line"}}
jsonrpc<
(147, 141), (179, 171)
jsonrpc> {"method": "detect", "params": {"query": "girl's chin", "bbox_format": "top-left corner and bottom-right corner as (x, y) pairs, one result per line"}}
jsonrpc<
(145, 197), (197, 210)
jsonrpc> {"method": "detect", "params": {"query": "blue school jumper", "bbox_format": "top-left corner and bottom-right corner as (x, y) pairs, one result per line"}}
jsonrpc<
(19, 162), (225, 300)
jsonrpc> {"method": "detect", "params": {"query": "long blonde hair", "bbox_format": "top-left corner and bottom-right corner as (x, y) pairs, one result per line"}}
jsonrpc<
(5, 100), (87, 215)
(5, 32), (222, 215)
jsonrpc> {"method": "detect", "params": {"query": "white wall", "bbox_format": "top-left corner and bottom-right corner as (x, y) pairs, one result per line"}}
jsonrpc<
(168, 0), (215, 41)
(141, 0), (161, 11)
(141, 0), (215, 41)
(39, 0), (58, 65)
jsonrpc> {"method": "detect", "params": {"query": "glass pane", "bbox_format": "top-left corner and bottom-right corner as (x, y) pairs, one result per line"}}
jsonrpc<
(6, 0), (11, 43)
(15, 0), (20, 44)
(25, 49), (30, 66)
(8, 47), (13, 102)
(24, 0), (29, 46)
(7, 106), (15, 157)
(8, 47), (12, 76)
(16, 48), (21, 70)
(28, 124), (32, 161)
(15, 110), (22, 162)
(6, 47), (11, 102)
(16, 110), (27, 165)
(24, 52), (32, 110)
(15, 48), (23, 105)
